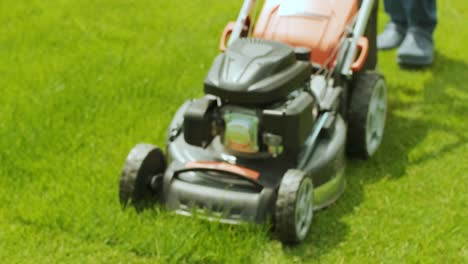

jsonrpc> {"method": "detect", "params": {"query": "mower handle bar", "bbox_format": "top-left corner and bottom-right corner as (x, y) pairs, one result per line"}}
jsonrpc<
(339, 0), (375, 76)
(228, 0), (256, 46)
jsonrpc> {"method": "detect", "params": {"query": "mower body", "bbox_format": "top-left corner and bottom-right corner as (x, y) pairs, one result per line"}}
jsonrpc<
(120, 0), (386, 243)
(161, 0), (358, 223)
(163, 53), (347, 222)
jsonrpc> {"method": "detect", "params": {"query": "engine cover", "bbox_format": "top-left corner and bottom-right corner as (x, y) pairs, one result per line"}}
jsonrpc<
(204, 38), (311, 106)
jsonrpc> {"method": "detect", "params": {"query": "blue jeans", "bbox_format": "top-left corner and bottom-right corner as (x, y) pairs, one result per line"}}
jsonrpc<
(384, 0), (437, 34)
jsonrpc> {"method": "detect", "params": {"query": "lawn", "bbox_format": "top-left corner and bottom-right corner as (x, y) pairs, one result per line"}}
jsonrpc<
(0, 0), (467, 263)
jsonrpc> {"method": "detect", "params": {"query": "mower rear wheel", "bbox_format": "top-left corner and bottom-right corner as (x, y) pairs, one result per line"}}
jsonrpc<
(119, 143), (166, 210)
(275, 169), (314, 244)
(347, 72), (387, 159)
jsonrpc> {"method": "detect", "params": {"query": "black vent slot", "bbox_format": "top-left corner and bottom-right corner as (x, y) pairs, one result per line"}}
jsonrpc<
(176, 171), (262, 193)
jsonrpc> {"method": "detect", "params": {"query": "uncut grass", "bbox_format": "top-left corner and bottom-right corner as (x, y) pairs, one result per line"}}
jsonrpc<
(1, 0), (467, 263)
(0, 1), (278, 263)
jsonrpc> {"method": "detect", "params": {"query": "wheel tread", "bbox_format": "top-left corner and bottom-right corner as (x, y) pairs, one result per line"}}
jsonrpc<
(275, 169), (312, 244)
(119, 143), (166, 210)
(347, 71), (386, 159)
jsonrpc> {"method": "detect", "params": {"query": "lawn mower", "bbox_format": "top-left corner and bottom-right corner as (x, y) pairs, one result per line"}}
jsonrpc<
(119, 0), (387, 243)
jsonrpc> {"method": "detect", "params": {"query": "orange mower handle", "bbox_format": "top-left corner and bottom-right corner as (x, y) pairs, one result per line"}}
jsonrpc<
(220, 21), (236, 52)
(351, 36), (369, 72)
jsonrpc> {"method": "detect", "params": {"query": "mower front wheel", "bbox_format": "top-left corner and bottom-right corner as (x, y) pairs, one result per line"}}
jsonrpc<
(274, 169), (314, 244)
(119, 143), (166, 210)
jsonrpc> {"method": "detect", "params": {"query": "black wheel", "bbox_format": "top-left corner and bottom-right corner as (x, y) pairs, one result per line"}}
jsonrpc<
(119, 143), (166, 210)
(274, 169), (314, 244)
(347, 72), (387, 159)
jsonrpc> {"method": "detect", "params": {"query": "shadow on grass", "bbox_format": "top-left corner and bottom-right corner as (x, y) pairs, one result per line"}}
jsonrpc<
(283, 53), (467, 260)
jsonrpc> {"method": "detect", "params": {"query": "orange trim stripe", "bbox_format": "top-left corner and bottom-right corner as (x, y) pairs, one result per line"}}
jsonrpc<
(185, 161), (260, 180)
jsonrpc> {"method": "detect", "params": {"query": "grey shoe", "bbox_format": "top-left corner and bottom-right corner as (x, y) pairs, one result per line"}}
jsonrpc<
(397, 27), (434, 66)
(377, 22), (406, 50)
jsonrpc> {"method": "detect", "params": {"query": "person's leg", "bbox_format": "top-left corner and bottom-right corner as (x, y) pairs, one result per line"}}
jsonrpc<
(407, 0), (437, 34)
(397, 0), (437, 66)
(384, 0), (408, 28)
(377, 0), (407, 50)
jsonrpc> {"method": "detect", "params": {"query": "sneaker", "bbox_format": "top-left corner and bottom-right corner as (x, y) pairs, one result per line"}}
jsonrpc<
(377, 22), (406, 50)
(397, 27), (434, 66)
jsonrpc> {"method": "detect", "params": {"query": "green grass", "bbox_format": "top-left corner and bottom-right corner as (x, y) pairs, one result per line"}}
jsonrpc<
(0, 0), (467, 263)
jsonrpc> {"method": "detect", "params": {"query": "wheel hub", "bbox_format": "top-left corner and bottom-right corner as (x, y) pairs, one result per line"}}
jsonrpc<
(365, 79), (387, 156)
(295, 178), (314, 239)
